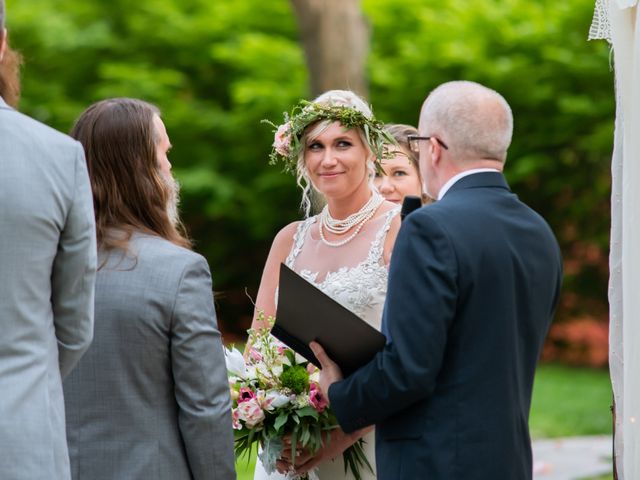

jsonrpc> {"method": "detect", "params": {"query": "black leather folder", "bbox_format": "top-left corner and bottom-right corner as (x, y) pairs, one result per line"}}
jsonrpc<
(273, 263), (386, 376)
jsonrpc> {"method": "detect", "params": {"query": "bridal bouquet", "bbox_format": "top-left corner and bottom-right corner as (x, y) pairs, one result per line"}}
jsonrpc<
(225, 313), (371, 480)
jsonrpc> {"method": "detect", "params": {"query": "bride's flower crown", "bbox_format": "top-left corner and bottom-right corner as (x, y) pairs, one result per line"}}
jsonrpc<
(263, 100), (395, 175)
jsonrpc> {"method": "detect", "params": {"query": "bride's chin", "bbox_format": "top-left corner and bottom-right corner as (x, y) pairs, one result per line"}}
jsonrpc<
(316, 186), (346, 200)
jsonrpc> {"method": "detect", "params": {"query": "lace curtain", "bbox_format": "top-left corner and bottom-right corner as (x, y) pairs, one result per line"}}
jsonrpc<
(590, 1), (640, 478)
(589, 0), (613, 41)
(589, 0), (638, 41)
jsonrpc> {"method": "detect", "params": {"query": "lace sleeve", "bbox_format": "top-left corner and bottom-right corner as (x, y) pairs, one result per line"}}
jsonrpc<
(284, 217), (315, 269)
(367, 207), (401, 265)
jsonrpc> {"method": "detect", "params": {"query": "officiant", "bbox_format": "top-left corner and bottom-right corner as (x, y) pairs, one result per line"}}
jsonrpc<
(312, 80), (563, 480)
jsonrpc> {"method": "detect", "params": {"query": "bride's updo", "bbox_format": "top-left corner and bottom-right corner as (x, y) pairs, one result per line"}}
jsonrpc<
(296, 90), (377, 217)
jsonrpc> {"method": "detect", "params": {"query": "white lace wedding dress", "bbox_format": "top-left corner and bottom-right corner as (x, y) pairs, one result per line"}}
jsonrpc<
(253, 207), (399, 480)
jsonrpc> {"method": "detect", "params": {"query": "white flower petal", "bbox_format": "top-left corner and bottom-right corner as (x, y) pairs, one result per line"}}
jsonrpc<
(224, 347), (247, 377)
(265, 391), (290, 409)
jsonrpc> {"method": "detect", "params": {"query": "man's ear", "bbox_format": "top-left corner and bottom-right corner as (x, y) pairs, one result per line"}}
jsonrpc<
(429, 137), (442, 167)
(0, 29), (7, 62)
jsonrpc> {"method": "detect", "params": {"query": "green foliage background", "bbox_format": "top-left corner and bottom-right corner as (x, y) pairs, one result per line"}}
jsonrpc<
(7, 0), (614, 338)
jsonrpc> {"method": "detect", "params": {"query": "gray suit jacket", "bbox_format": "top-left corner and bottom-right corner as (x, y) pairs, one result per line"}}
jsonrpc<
(0, 96), (97, 479)
(64, 233), (236, 480)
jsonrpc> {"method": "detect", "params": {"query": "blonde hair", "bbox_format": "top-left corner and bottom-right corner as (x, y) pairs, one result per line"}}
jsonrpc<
(295, 90), (376, 217)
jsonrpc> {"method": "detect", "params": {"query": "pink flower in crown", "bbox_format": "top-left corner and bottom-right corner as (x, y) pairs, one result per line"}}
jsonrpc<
(238, 387), (255, 403)
(309, 383), (329, 413)
(273, 122), (291, 157)
(236, 398), (265, 428)
(231, 408), (242, 430)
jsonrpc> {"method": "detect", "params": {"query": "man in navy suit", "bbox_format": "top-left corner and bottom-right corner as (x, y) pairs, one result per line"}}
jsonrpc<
(311, 81), (562, 479)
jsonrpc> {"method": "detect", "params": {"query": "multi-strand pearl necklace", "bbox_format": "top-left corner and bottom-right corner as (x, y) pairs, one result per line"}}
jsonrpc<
(319, 193), (384, 247)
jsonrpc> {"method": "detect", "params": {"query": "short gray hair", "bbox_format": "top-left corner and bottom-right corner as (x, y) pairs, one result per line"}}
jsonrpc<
(420, 81), (513, 163)
(0, 0), (5, 29)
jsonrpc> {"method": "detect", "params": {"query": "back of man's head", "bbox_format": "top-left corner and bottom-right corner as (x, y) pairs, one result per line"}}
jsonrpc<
(420, 81), (513, 164)
(70, 97), (190, 253)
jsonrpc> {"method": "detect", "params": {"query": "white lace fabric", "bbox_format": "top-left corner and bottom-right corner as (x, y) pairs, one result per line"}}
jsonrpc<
(590, 0), (612, 41)
(285, 207), (399, 327)
(590, 0), (639, 42)
(256, 207), (398, 480)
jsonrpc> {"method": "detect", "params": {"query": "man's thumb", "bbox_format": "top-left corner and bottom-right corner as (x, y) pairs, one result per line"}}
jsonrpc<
(309, 341), (329, 369)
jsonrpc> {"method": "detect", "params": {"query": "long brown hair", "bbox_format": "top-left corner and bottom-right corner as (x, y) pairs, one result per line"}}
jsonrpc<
(0, 1), (21, 107)
(70, 98), (191, 254)
(0, 38), (22, 107)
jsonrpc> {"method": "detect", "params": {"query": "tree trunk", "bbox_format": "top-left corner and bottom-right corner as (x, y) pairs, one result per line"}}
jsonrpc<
(290, 0), (369, 99)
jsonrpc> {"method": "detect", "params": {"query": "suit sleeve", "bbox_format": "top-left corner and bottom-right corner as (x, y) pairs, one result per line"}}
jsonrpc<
(51, 143), (97, 379)
(329, 212), (458, 432)
(171, 255), (236, 480)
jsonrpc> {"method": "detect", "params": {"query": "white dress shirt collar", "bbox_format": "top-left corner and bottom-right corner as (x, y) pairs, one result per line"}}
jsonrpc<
(437, 168), (501, 200)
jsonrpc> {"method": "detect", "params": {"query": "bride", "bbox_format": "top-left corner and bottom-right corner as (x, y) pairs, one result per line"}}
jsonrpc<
(251, 90), (401, 480)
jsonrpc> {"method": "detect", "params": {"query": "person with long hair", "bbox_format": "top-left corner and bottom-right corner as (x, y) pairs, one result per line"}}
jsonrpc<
(0, 41), (21, 107)
(0, 0), (21, 108)
(251, 90), (400, 480)
(63, 98), (236, 480)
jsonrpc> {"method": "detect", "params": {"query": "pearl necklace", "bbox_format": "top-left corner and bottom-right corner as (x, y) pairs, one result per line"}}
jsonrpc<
(319, 193), (384, 247)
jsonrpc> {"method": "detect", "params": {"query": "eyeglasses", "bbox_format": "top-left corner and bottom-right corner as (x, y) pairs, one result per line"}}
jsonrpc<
(407, 135), (449, 153)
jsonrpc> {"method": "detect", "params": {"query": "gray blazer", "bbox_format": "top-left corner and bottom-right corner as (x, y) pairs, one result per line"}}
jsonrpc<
(63, 233), (236, 480)
(0, 97), (97, 479)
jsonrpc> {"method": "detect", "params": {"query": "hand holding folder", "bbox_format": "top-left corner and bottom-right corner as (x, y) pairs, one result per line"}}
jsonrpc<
(273, 263), (386, 376)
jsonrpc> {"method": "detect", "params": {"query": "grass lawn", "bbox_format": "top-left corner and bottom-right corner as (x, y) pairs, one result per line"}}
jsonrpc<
(530, 363), (612, 439)
(233, 363), (613, 479)
(235, 453), (256, 480)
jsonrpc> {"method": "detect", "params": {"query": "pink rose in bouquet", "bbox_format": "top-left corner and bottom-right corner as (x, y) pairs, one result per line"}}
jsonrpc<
(236, 397), (265, 428)
(309, 383), (329, 413)
(224, 313), (372, 480)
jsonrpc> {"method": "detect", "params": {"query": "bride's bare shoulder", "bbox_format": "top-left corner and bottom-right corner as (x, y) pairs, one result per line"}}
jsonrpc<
(270, 220), (304, 259)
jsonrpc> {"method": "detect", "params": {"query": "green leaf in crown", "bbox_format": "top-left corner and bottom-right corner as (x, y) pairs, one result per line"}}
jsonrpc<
(263, 100), (397, 176)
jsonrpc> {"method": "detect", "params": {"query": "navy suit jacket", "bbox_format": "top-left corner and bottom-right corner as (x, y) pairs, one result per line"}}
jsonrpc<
(329, 172), (562, 480)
